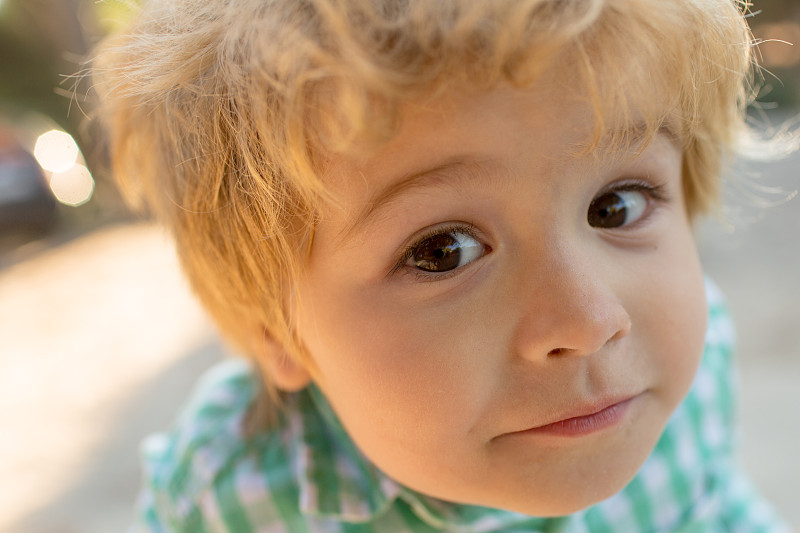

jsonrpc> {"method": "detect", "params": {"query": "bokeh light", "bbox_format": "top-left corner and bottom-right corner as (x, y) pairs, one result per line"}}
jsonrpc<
(33, 129), (79, 173)
(48, 164), (95, 206)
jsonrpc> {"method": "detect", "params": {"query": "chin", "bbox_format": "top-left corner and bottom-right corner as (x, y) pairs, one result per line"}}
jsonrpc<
(488, 460), (644, 518)
(493, 484), (624, 518)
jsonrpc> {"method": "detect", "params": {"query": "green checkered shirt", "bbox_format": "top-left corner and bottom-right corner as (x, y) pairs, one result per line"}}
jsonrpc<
(132, 280), (790, 532)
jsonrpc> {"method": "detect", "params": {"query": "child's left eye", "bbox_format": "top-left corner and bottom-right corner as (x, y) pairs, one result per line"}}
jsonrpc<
(587, 185), (655, 229)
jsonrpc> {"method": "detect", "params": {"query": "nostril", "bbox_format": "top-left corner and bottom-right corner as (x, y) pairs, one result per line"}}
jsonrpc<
(548, 348), (566, 356)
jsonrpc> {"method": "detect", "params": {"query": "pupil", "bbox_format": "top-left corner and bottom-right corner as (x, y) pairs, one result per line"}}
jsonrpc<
(589, 193), (627, 228)
(413, 233), (461, 272)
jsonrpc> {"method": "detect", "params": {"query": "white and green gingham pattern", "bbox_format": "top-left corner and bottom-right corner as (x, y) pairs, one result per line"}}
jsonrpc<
(132, 280), (790, 532)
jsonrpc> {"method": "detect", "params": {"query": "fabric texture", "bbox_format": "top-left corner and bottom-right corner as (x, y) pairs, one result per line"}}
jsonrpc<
(131, 280), (790, 532)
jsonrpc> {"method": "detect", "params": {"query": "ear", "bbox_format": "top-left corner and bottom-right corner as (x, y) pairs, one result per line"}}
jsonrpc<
(254, 329), (311, 392)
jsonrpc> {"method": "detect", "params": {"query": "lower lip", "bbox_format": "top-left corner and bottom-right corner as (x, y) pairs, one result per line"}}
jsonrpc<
(518, 397), (635, 438)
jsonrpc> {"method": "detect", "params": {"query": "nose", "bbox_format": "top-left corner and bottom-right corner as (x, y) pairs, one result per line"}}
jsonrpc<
(512, 260), (632, 362)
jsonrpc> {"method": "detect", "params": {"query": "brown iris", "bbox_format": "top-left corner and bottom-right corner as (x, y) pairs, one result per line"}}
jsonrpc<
(412, 233), (464, 272)
(588, 192), (629, 228)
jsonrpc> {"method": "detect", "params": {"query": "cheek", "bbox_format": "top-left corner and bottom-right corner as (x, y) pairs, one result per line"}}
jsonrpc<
(295, 280), (497, 450)
(640, 232), (708, 409)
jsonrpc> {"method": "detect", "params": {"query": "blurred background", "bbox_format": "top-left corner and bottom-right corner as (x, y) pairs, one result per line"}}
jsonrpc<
(0, 1), (798, 532)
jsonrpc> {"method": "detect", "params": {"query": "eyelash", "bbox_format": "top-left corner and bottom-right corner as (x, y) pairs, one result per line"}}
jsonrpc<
(390, 222), (485, 280)
(607, 179), (669, 203)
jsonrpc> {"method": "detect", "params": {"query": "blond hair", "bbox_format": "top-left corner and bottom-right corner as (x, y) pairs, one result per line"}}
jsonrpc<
(93, 0), (756, 412)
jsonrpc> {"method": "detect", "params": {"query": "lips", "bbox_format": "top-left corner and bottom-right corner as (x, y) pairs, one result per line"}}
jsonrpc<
(501, 394), (640, 439)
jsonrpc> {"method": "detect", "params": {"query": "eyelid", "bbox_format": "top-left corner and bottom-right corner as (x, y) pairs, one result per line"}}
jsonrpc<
(389, 222), (484, 279)
(601, 178), (669, 202)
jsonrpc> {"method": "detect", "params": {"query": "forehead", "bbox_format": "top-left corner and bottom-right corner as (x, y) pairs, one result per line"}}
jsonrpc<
(324, 83), (569, 184)
(320, 79), (674, 200)
(316, 26), (682, 170)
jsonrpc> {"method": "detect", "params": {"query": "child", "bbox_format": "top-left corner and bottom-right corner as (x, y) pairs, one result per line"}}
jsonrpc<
(93, 0), (792, 531)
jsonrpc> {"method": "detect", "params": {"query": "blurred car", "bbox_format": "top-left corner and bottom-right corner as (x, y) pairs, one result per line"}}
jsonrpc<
(0, 128), (57, 236)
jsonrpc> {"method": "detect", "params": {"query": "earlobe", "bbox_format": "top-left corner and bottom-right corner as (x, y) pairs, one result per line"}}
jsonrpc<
(255, 330), (311, 392)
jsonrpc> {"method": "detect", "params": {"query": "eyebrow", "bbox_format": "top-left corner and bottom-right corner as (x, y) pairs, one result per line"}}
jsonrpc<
(607, 123), (682, 151)
(341, 158), (502, 240)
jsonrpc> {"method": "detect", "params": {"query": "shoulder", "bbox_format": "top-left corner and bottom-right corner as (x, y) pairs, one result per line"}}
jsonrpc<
(132, 359), (302, 532)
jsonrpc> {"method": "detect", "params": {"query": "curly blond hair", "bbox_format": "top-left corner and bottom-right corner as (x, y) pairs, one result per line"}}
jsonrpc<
(93, 0), (755, 413)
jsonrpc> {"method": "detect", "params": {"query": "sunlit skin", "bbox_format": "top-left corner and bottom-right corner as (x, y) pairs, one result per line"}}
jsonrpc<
(282, 82), (708, 516)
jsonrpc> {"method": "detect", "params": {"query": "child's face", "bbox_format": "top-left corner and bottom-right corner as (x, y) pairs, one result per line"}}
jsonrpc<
(291, 83), (707, 516)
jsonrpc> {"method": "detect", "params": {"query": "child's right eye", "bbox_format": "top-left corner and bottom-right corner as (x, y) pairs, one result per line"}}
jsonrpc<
(396, 226), (488, 275)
